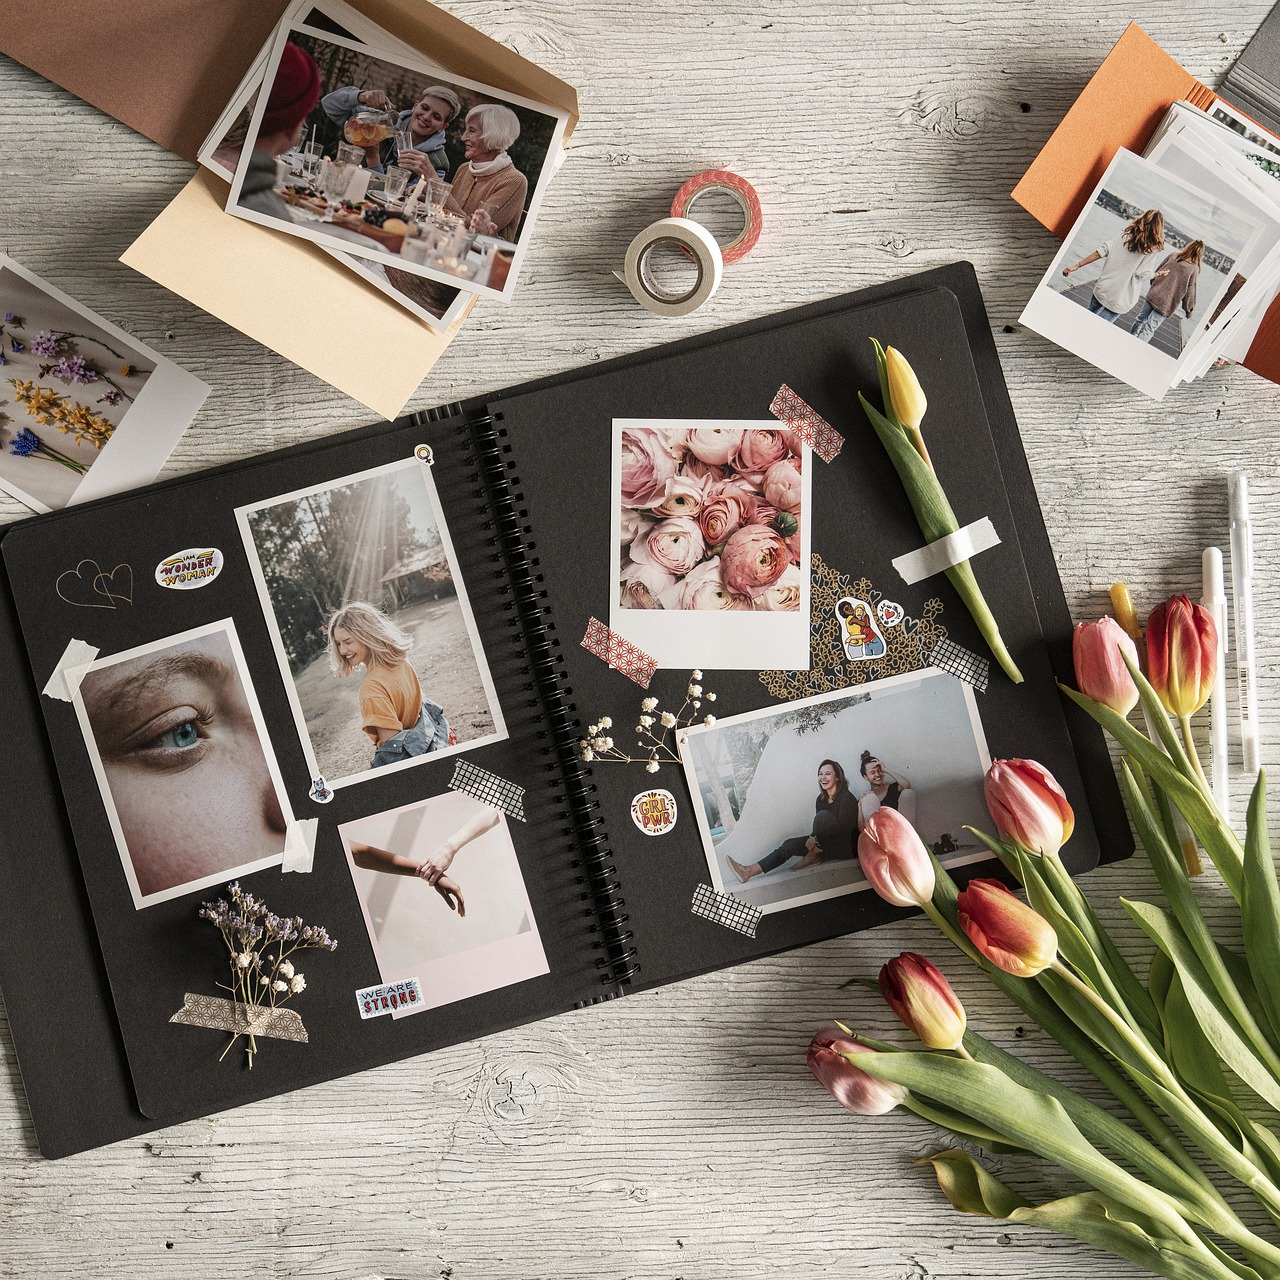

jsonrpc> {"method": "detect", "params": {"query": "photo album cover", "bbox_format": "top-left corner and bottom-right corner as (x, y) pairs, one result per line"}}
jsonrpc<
(0, 266), (1131, 1156)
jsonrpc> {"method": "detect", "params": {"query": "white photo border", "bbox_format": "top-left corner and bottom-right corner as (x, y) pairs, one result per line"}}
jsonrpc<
(678, 668), (993, 915)
(235, 455), (508, 792)
(68, 618), (296, 910)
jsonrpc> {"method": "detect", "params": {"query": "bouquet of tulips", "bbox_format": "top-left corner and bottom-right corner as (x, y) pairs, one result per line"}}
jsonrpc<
(809, 590), (1280, 1279)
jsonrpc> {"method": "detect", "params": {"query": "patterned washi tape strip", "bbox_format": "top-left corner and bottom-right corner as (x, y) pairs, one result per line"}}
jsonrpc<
(926, 636), (990, 693)
(449, 759), (527, 822)
(691, 883), (762, 938)
(770, 385), (845, 462)
(582, 617), (658, 688)
(169, 993), (308, 1042)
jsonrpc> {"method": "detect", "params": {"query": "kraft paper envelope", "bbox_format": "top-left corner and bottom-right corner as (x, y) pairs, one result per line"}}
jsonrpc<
(1, 0), (579, 416)
(1011, 20), (1280, 389)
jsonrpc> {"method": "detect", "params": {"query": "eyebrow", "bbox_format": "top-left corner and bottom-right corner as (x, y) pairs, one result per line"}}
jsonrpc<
(83, 651), (234, 736)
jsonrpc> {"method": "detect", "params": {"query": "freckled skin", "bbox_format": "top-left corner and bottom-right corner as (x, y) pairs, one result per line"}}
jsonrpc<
(80, 633), (287, 898)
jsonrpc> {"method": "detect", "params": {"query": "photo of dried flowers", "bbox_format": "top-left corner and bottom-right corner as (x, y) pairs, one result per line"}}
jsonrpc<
(0, 264), (156, 511)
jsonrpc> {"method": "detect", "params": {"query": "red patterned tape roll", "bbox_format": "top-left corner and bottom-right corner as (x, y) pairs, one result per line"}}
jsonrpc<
(669, 169), (762, 265)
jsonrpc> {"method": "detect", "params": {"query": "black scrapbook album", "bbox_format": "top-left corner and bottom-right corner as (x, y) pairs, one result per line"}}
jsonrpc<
(0, 263), (1130, 1157)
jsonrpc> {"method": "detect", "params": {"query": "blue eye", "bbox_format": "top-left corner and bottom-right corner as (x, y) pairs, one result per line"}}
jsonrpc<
(170, 721), (199, 749)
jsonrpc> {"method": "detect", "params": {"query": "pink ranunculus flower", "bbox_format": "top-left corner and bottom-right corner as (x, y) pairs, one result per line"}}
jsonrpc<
(720, 524), (789, 599)
(662, 557), (753, 610)
(754, 562), (802, 612)
(619, 506), (654, 547)
(762, 456), (803, 513)
(654, 472), (707, 519)
(681, 453), (728, 483)
(685, 427), (740, 467)
(620, 428), (679, 510)
(699, 484), (753, 547)
(620, 559), (676, 610)
(630, 516), (706, 576)
(733, 428), (791, 477)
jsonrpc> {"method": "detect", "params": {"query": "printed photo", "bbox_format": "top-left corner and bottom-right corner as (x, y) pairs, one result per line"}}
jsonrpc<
(1020, 148), (1263, 398)
(679, 669), (992, 914)
(200, 1), (468, 333)
(70, 620), (295, 909)
(610, 420), (812, 670)
(236, 457), (506, 793)
(226, 23), (568, 302)
(339, 790), (548, 1016)
(0, 257), (208, 513)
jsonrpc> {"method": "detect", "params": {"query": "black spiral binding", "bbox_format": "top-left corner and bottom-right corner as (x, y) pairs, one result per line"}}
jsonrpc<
(459, 409), (639, 995)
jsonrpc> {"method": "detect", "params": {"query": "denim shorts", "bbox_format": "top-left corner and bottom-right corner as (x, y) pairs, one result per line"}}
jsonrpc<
(370, 699), (451, 768)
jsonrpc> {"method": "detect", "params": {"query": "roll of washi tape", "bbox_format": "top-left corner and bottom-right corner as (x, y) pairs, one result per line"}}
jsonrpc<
(621, 216), (724, 317)
(669, 169), (762, 264)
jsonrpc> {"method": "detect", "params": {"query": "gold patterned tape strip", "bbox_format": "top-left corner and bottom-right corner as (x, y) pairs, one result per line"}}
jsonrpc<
(169, 993), (309, 1043)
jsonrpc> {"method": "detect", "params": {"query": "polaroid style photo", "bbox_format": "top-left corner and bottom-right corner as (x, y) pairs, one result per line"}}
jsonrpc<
(69, 620), (295, 909)
(225, 22), (569, 303)
(0, 256), (208, 514)
(1019, 148), (1264, 399)
(339, 789), (548, 1016)
(236, 456), (507, 794)
(197, 3), (469, 334)
(610, 420), (812, 670)
(679, 669), (992, 915)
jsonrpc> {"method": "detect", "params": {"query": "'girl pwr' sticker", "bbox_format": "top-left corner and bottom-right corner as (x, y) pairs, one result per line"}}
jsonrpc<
(631, 788), (677, 836)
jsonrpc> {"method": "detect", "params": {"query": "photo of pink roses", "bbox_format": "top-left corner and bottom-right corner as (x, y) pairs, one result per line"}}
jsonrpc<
(619, 424), (804, 612)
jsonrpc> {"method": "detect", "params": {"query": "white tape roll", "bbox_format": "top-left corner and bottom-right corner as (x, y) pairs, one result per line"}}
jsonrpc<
(622, 216), (723, 316)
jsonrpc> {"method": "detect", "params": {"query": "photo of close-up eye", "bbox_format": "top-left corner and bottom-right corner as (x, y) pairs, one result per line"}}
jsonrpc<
(74, 622), (293, 907)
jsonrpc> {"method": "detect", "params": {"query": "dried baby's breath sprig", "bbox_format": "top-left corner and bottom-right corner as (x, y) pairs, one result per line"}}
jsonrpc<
(198, 881), (337, 1069)
(578, 669), (718, 772)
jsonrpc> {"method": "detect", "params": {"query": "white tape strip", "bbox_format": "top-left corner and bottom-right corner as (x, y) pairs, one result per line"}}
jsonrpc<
(892, 517), (1001, 586)
(41, 638), (100, 701)
(281, 818), (319, 874)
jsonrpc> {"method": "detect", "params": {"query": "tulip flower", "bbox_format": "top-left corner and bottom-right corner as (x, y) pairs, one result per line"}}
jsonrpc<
(956, 878), (1058, 978)
(1073, 617), (1140, 716)
(884, 345), (931, 466)
(859, 807), (935, 908)
(807, 1025), (908, 1114)
(983, 759), (1075, 859)
(1147, 593), (1216, 720)
(879, 953), (967, 1052)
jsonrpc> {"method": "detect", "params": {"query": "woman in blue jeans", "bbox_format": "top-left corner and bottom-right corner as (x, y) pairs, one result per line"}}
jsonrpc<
(727, 759), (857, 883)
(1061, 208), (1165, 323)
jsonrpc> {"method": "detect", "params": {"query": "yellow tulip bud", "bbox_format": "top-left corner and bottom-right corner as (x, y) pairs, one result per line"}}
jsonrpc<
(885, 346), (928, 431)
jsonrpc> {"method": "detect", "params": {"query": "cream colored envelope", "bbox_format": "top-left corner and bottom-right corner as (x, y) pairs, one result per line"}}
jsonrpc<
(3, 0), (579, 417)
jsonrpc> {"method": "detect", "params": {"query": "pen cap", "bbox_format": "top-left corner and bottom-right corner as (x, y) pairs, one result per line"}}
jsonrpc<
(1230, 471), (1250, 526)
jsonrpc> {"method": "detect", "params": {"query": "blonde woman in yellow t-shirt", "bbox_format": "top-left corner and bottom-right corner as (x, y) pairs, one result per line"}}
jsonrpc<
(327, 601), (452, 769)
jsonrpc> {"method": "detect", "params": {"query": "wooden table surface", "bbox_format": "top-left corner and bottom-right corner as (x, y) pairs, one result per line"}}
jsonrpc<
(3, 3), (1279, 1277)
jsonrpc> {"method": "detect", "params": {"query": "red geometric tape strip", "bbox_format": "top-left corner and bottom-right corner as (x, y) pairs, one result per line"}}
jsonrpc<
(582, 617), (657, 688)
(770, 384), (844, 462)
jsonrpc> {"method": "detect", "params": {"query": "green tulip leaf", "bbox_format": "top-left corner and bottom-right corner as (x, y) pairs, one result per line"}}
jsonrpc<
(1123, 899), (1280, 1111)
(1241, 773), (1280, 1049)
(923, 1152), (1262, 1280)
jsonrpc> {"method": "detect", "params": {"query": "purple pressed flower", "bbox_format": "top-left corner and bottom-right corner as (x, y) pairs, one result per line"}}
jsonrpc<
(10, 429), (41, 459)
(52, 355), (96, 384)
(97, 387), (122, 406)
(10, 340), (24, 354)
(31, 330), (60, 358)
(3, 312), (11, 323)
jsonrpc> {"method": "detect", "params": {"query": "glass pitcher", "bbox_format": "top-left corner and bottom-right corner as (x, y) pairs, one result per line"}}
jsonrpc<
(343, 109), (398, 148)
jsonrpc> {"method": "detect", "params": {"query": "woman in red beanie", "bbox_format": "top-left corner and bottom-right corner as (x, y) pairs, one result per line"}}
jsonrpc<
(238, 42), (322, 220)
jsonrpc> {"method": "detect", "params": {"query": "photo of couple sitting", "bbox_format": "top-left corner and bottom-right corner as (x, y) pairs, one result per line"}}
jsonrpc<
(728, 751), (915, 884)
(1060, 208), (1204, 348)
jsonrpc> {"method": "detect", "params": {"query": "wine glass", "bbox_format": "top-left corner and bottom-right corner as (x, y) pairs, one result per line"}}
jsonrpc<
(382, 164), (410, 205)
(336, 142), (365, 167)
(425, 179), (451, 213)
(319, 161), (356, 223)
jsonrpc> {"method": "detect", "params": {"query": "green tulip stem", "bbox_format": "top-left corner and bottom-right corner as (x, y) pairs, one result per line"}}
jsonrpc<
(1051, 958), (1280, 1222)
(905, 424), (933, 470)
(1178, 714), (1211, 794)
(954, 1042), (975, 1062)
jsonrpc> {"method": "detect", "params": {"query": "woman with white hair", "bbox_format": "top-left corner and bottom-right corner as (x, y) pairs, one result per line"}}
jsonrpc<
(443, 103), (528, 242)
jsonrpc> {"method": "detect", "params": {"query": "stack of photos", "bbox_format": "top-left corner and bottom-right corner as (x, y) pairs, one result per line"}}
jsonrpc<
(609, 420), (812, 671)
(200, 0), (567, 311)
(0, 256), (208, 513)
(1022, 97), (1280, 398)
(679, 670), (991, 914)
